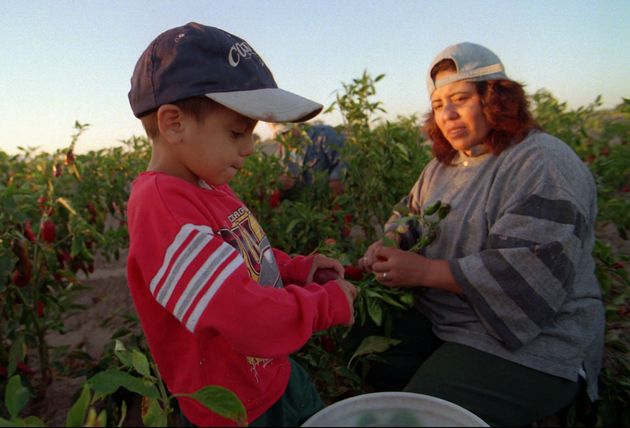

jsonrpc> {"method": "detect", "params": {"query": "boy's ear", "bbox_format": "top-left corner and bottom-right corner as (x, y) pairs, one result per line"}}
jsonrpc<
(156, 104), (185, 144)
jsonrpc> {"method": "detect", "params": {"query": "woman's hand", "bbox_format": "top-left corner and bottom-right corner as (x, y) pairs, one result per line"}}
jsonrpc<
(368, 246), (464, 294)
(358, 233), (398, 272)
(370, 246), (428, 287)
(306, 254), (345, 284)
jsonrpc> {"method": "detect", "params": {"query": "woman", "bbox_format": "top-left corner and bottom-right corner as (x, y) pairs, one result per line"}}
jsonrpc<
(357, 42), (604, 426)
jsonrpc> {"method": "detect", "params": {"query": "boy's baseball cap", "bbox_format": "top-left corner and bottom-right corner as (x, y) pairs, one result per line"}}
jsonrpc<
(426, 42), (508, 96)
(129, 22), (322, 122)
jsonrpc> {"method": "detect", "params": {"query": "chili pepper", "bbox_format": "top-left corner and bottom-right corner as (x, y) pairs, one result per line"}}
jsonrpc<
(57, 250), (72, 268)
(423, 200), (442, 216)
(40, 220), (56, 243)
(11, 270), (30, 288)
(23, 220), (36, 241)
(344, 265), (365, 281)
(38, 196), (54, 216)
(53, 162), (63, 177)
(86, 201), (98, 223)
(437, 204), (452, 219)
(11, 239), (32, 287)
(269, 189), (282, 208)
(37, 300), (44, 318)
(65, 149), (75, 165)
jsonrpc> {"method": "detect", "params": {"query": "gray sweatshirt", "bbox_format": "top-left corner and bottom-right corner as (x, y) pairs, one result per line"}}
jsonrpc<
(387, 131), (605, 400)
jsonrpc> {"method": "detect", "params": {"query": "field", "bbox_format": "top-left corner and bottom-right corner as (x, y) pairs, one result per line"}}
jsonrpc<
(1, 73), (628, 426)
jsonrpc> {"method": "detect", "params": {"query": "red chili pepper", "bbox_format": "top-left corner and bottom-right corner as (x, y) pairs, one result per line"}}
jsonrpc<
(37, 300), (44, 318)
(11, 270), (30, 288)
(343, 265), (365, 281)
(17, 362), (34, 376)
(37, 196), (54, 216)
(23, 220), (36, 241)
(86, 201), (98, 224)
(65, 149), (75, 165)
(269, 189), (282, 209)
(57, 250), (72, 268)
(611, 262), (625, 270)
(41, 220), (56, 243)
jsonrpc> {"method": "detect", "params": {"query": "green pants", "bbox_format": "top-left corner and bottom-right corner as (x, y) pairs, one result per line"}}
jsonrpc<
(345, 308), (581, 427)
(250, 359), (324, 427)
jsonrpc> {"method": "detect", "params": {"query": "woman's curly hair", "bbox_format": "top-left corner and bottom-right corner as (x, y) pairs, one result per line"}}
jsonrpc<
(422, 59), (541, 164)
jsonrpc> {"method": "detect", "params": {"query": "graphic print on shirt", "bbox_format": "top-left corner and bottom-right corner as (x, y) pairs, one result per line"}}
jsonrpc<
(220, 207), (283, 288)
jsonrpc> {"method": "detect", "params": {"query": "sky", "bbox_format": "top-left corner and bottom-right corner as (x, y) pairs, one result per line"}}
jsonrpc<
(1, 0), (629, 155)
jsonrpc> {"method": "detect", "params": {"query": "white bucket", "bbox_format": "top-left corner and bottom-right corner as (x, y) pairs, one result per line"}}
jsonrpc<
(302, 392), (489, 427)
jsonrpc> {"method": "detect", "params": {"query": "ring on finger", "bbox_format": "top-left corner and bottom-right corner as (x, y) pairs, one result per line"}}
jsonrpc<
(382, 272), (388, 279)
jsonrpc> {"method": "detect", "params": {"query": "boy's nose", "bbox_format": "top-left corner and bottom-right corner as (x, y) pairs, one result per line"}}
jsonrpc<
(240, 135), (255, 157)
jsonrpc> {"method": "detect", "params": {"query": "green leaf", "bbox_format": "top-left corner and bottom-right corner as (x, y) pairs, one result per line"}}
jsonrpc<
(181, 385), (247, 425)
(8, 336), (26, 377)
(5, 375), (29, 420)
(141, 397), (168, 427)
(131, 350), (152, 378)
(4, 416), (46, 427)
(348, 336), (401, 368)
(87, 368), (159, 399)
(66, 383), (91, 427)
(366, 298), (383, 326)
(381, 236), (397, 248)
(114, 340), (133, 368)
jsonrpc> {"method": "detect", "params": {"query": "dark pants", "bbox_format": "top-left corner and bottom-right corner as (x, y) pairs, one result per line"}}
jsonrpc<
(250, 359), (324, 427)
(345, 308), (581, 427)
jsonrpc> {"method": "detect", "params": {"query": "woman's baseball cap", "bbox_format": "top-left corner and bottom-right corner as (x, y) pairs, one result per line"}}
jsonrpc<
(128, 22), (322, 122)
(426, 42), (508, 96)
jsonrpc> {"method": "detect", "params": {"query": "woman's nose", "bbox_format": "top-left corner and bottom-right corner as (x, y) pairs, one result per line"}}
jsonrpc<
(440, 103), (459, 121)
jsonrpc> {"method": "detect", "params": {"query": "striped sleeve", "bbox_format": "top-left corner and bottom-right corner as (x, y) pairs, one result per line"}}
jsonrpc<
(451, 193), (588, 351)
(143, 222), (351, 358)
(149, 223), (245, 333)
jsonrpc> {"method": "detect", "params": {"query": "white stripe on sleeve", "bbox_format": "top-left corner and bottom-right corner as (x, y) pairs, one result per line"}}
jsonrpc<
(185, 255), (243, 332)
(173, 243), (235, 320)
(150, 224), (213, 294)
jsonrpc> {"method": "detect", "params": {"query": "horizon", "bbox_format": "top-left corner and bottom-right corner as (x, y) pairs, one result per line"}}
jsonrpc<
(1, 0), (629, 155)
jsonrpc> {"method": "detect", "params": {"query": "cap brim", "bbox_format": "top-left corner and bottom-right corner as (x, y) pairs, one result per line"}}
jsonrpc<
(206, 88), (323, 123)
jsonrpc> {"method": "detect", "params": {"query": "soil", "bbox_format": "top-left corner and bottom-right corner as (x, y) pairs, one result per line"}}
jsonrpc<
(29, 249), (140, 426)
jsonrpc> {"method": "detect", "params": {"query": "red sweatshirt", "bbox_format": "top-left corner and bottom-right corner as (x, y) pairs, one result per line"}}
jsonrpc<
(126, 172), (350, 426)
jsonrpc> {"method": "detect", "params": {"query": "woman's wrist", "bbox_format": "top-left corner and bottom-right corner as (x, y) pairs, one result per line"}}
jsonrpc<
(423, 258), (463, 294)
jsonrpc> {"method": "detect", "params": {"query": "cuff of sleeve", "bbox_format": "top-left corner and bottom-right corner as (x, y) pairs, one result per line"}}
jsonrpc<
(282, 254), (315, 285)
(321, 281), (351, 326)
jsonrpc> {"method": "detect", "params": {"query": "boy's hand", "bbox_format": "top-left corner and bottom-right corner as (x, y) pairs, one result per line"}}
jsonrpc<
(307, 254), (344, 284)
(335, 279), (357, 326)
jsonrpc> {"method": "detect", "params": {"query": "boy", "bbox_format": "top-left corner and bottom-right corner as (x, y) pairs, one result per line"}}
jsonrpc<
(126, 22), (356, 426)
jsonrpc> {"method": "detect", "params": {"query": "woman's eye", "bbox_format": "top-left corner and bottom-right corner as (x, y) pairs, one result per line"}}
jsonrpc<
(453, 95), (469, 103)
(231, 131), (244, 139)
